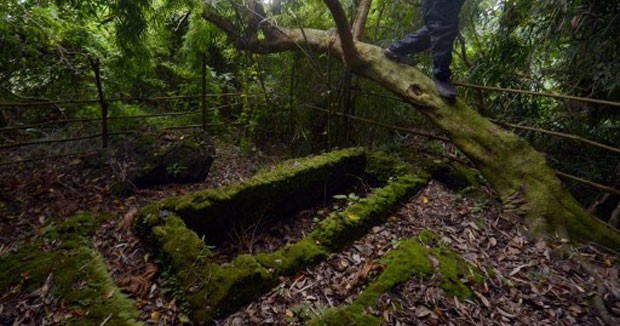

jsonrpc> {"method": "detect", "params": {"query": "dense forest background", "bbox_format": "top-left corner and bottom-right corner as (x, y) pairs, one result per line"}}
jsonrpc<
(1, 0), (618, 216)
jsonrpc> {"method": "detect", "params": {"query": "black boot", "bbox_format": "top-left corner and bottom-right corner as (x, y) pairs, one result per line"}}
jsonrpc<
(384, 48), (414, 66)
(432, 76), (457, 103)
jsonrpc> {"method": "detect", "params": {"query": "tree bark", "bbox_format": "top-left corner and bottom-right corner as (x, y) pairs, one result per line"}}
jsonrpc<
(322, 0), (366, 68)
(200, 2), (620, 249)
(352, 0), (373, 41)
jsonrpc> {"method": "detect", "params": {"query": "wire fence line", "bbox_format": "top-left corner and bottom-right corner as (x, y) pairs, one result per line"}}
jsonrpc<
(0, 92), (263, 109)
(1, 83), (618, 196)
(351, 89), (620, 154)
(0, 131), (140, 150)
(0, 103), (237, 132)
(306, 103), (620, 197)
(454, 82), (620, 108)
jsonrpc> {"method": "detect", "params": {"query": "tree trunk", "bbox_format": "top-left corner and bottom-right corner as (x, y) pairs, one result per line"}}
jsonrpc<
(200, 3), (620, 250)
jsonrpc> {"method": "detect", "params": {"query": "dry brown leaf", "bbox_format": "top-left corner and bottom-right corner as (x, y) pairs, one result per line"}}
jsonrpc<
(415, 305), (432, 318)
(117, 208), (138, 231)
(509, 263), (531, 277)
(474, 291), (491, 308)
(568, 304), (584, 315)
(104, 290), (114, 299)
(497, 308), (516, 318)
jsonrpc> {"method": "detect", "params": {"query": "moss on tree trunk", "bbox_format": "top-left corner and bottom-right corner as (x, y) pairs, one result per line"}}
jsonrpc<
(353, 43), (620, 249)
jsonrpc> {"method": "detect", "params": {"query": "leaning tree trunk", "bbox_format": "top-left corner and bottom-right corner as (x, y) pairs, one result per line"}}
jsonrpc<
(201, 2), (620, 250)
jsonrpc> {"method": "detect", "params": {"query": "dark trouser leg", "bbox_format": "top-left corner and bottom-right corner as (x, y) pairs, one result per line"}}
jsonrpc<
(423, 0), (464, 81)
(387, 26), (432, 55)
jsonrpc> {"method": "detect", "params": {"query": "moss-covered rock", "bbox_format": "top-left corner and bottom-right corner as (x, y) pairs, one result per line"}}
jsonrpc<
(0, 213), (141, 325)
(311, 174), (427, 250)
(112, 132), (215, 193)
(147, 147), (367, 243)
(135, 149), (430, 323)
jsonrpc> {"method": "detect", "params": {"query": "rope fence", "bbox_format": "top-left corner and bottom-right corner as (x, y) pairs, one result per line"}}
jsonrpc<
(307, 103), (620, 197)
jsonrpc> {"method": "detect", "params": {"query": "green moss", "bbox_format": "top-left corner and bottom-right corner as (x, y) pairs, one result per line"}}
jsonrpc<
(310, 234), (482, 325)
(364, 151), (412, 183)
(152, 213), (210, 269)
(312, 305), (381, 326)
(418, 229), (438, 244)
(135, 150), (432, 323)
(431, 249), (479, 299)
(311, 239), (431, 326)
(202, 255), (276, 318)
(162, 147), (367, 241)
(451, 162), (480, 189)
(256, 237), (328, 275)
(44, 213), (108, 243)
(312, 174), (427, 250)
(0, 214), (141, 325)
(356, 240), (433, 306)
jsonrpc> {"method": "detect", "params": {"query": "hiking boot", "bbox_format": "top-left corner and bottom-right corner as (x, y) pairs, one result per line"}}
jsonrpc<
(432, 76), (457, 102)
(384, 48), (414, 66)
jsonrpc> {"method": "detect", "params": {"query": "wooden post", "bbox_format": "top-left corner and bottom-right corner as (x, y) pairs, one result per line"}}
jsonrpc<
(201, 53), (208, 131)
(91, 58), (109, 148)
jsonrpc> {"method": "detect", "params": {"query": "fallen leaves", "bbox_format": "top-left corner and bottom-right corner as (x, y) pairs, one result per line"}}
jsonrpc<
(220, 181), (616, 325)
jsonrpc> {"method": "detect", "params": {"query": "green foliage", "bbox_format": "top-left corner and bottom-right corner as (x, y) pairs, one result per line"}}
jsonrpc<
(455, 0), (620, 207)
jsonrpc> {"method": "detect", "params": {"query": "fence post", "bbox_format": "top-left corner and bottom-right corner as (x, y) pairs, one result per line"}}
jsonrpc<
(201, 53), (208, 131)
(91, 58), (109, 148)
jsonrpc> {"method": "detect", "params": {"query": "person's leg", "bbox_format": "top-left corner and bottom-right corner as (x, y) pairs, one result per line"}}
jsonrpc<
(425, 0), (464, 81)
(387, 26), (432, 55)
(424, 0), (464, 100)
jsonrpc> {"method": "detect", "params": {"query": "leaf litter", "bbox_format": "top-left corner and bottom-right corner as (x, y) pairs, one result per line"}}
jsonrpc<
(219, 181), (619, 325)
(2, 139), (619, 325)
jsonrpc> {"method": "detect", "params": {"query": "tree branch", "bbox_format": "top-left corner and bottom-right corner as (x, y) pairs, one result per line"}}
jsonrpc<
(201, 1), (242, 45)
(322, 0), (366, 69)
(352, 0), (373, 41)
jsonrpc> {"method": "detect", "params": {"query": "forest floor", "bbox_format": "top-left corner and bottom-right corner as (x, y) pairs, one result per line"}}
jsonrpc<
(1, 136), (619, 325)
